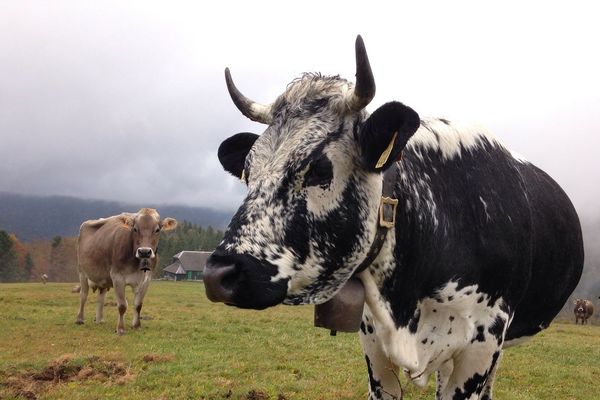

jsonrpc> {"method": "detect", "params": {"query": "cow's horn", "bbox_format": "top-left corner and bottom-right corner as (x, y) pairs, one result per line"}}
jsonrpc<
(225, 68), (272, 124)
(346, 35), (376, 112)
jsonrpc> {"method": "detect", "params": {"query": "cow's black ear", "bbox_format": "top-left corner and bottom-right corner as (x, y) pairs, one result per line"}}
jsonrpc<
(217, 132), (259, 178)
(358, 101), (420, 171)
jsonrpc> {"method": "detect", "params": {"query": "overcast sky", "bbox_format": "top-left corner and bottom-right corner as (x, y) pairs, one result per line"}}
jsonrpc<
(1, 1), (599, 217)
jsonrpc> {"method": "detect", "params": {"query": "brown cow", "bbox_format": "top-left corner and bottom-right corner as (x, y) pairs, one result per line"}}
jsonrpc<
(75, 208), (177, 334)
(574, 299), (594, 325)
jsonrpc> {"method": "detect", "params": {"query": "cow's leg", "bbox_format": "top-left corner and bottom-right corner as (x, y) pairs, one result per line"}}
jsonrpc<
(479, 351), (503, 400)
(95, 288), (107, 323)
(435, 359), (454, 400)
(75, 273), (89, 324)
(112, 273), (127, 335)
(132, 272), (151, 329)
(359, 311), (401, 400)
(437, 338), (504, 400)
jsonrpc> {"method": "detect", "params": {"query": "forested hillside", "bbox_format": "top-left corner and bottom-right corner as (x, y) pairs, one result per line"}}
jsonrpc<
(0, 192), (231, 242)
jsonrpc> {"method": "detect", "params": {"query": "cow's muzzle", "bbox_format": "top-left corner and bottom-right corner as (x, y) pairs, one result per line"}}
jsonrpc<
(139, 258), (151, 272)
(136, 247), (154, 259)
(203, 252), (288, 310)
(203, 263), (236, 303)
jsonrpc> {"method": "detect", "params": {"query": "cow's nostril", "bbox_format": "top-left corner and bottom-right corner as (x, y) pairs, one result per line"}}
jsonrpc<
(137, 248), (153, 259)
(203, 263), (237, 303)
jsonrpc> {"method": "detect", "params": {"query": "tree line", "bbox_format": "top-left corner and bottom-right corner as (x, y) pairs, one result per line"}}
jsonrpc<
(0, 230), (34, 282)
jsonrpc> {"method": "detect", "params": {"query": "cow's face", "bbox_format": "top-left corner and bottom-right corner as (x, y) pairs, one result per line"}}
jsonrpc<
(125, 208), (177, 263)
(573, 299), (587, 314)
(204, 37), (419, 309)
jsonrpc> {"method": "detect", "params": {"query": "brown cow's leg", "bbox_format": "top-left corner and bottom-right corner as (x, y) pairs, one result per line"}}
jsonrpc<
(112, 274), (127, 335)
(95, 288), (107, 323)
(75, 273), (89, 324)
(132, 272), (151, 329)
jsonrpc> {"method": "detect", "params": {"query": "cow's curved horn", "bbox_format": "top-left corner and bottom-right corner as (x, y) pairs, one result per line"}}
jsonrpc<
(225, 68), (272, 124)
(345, 35), (376, 112)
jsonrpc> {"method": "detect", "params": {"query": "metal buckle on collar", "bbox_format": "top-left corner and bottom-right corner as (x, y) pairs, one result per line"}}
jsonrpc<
(379, 196), (398, 228)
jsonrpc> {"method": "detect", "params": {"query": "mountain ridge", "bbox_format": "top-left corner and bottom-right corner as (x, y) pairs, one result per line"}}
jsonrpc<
(0, 192), (232, 242)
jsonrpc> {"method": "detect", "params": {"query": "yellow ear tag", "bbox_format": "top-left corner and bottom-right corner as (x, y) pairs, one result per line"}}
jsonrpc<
(240, 169), (246, 183)
(375, 131), (398, 169)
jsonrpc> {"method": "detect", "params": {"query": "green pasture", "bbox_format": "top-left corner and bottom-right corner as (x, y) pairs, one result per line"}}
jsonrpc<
(0, 282), (598, 399)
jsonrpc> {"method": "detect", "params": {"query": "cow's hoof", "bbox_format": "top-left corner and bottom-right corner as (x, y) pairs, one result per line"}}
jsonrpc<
(95, 319), (105, 324)
(132, 323), (141, 329)
(116, 328), (125, 335)
(75, 320), (84, 325)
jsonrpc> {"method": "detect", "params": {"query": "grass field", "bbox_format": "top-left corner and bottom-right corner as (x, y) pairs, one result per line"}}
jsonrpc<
(0, 282), (598, 399)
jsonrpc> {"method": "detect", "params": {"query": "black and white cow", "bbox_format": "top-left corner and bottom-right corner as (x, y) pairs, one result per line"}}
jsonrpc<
(204, 36), (584, 399)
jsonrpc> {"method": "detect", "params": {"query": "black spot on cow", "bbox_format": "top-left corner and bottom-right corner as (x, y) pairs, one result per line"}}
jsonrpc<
(477, 296), (484, 303)
(422, 338), (428, 344)
(448, 295), (454, 301)
(453, 371), (487, 400)
(465, 290), (473, 296)
(447, 328), (452, 335)
(433, 309), (437, 313)
(439, 118), (451, 125)
(449, 315), (455, 321)
(408, 309), (421, 334)
(488, 316), (506, 345)
(360, 321), (367, 335)
(471, 325), (485, 343)
(367, 324), (374, 334)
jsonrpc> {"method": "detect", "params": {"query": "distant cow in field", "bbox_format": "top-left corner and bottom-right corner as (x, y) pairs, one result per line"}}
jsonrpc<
(574, 299), (594, 324)
(76, 208), (176, 334)
(41, 274), (48, 284)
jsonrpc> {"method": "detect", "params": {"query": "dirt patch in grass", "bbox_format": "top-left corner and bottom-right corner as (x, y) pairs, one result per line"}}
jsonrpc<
(141, 353), (175, 363)
(0, 354), (133, 399)
(242, 390), (288, 400)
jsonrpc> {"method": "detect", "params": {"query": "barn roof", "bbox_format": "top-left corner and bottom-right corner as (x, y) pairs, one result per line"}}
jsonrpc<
(163, 251), (211, 274)
(163, 263), (184, 274)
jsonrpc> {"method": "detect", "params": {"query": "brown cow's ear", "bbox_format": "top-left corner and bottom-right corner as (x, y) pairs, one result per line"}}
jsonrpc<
(161, 218), (177, 231)
(119, 215), (134, 228)
(218, 132), (259, 178)
(358, 101), (420, 171)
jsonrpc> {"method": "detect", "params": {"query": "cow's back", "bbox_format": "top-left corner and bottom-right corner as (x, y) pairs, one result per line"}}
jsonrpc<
(77, 214), (134, 285)
(505, 163), (584, 342)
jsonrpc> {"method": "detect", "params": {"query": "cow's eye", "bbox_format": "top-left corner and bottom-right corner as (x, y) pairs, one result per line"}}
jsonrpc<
(303, 156), (333, 188)
(133, 226), (139, 233)
(154, 227), (161, 234)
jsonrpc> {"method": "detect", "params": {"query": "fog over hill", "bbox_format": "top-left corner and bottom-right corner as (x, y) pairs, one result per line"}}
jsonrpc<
(0, 192), (232, 242)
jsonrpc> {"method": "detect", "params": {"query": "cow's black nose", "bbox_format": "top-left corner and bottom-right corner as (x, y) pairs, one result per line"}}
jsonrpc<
(202, 252), (288, 310)
(203, 262), (237, 303)
(137, 248), (152, 259)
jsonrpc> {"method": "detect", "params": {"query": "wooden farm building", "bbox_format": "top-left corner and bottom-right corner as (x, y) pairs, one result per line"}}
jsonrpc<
(163, 251), (210, 281)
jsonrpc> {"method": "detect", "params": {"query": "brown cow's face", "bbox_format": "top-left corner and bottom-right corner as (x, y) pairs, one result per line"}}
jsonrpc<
(127, 208), (177, 264)
(573, 299), (589, 314)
